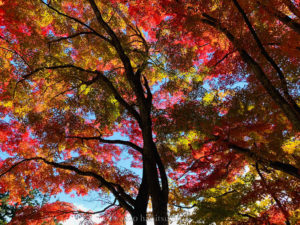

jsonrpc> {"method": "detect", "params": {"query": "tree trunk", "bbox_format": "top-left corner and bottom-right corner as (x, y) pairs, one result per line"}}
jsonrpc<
(132, 211), (147, 225)
(132, 166), (149, 225)
(143, 151), (169, 225)
(152, 200), (169, 225)
(141, 120), (169, 224)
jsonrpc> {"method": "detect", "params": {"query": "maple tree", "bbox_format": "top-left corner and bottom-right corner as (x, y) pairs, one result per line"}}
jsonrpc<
(0, 0), (299, 224)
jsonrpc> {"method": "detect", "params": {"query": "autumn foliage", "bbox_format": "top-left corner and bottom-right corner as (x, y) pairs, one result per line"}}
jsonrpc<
(0, 0), (299, 224)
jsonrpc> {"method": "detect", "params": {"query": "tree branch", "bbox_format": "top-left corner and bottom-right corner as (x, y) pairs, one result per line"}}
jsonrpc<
(258, 0), (300, 34)
(41, 0), (147, 125)
(41, 0), (111, 43)
(0, 157), (135, 214)
(211, 51), (236, 68)
(15, 64), (142, 123)
(18, 64), (98, 83)
(66, 135), (143, 153)
(45, 199), (117, 216)
(171, 203), (196, 209)
(0, 47), (32, 70)
(87, 0), (134, 77)
(48, 31), (94, 44)
(214, 190), (237, 198)
(255, 163), (291, 225)
(0, 158), (35, 178)
(233, 0), (300, 116)
(87, 0), (147, 106)
(227, 142), (300, 179)
(200, 14), (300, 131)
(237, 212), (256, 219)
(283, 0), (300, 19)
(143, 76), (152, 108)
(39, 157), (136, 212)
(134, 165), (149, 215)
(113, 6), (150, 74)
(95, 71), (143, 125)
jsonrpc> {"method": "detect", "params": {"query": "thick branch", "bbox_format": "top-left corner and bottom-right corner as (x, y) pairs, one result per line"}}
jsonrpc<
(134, 165), (149, 214)
(110, 183), (136, 208)
(96, 71), (143, 125)
(143, 76), (152, 109)
(153, 147), (169, 197)
(200, 15), (300, 131)
(66, 135), (143, 153)
(40, 157), (136, 212)
(258, 0), (300, 34)
(283, 0), (300, 19)
(87, 0), (147, 107)
(87, 0), (134, 77)
(233, 0), (300, 116)
(228, 143), (300, 179)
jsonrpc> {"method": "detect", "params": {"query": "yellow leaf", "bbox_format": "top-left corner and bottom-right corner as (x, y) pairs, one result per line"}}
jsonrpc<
(207, 197), (216, 203)
(248, 105), (255, 111)
(282, 138), (300, 154)
(40, 11), (53, 27)
(1, 100), (13, 108)
(203, 92), (215, 105)
(79, 84), (92, 95)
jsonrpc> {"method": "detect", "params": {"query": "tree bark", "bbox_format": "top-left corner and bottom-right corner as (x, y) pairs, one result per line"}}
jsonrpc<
(132, 210), (147, 225)
(131, 166), (149, 225)
(142, 134), (169, 225)
(139, 99), (169, 225)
